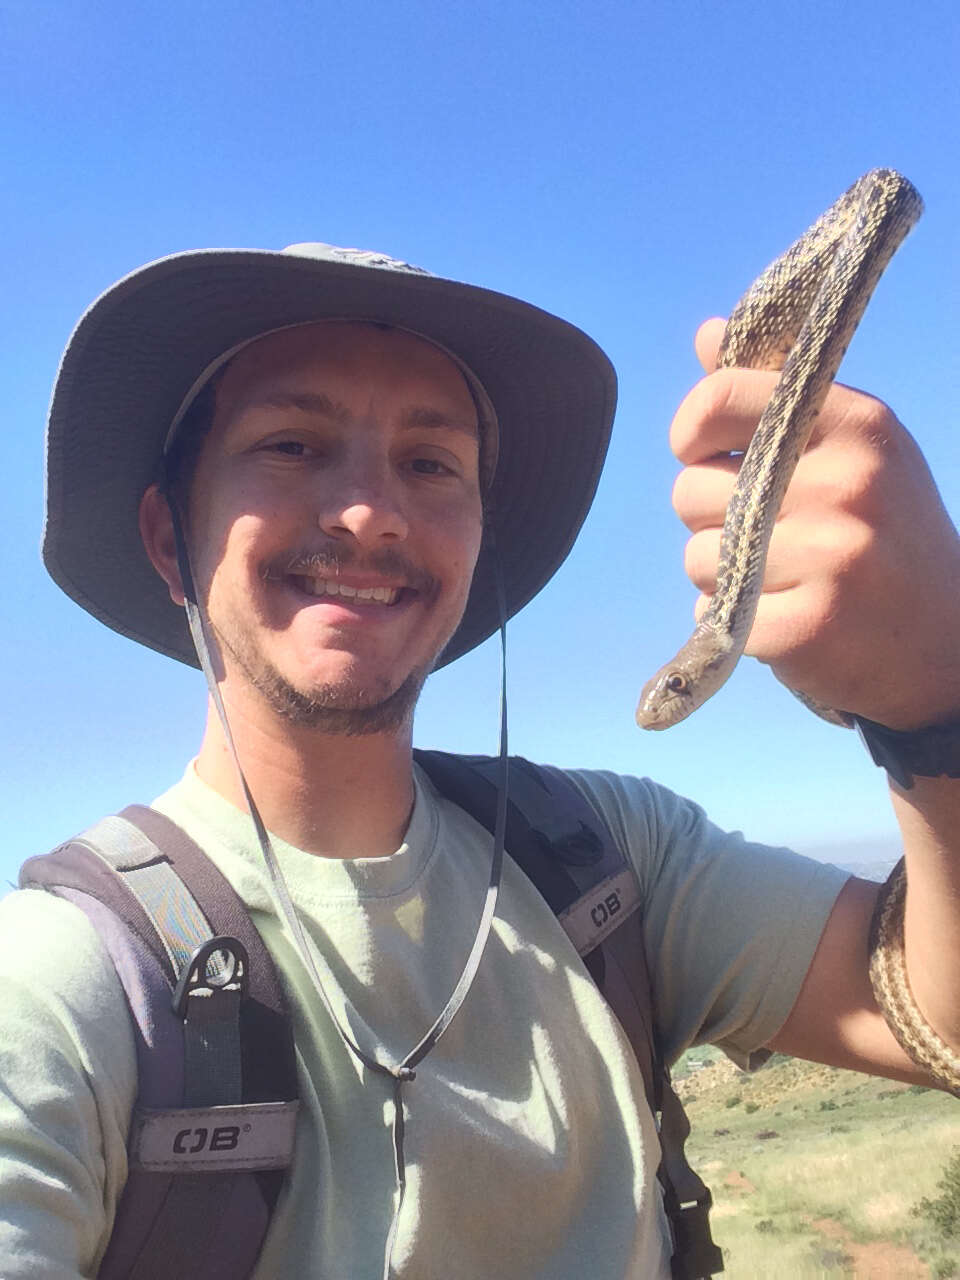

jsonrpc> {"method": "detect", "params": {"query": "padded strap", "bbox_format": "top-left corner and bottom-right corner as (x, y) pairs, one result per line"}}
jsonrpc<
(121, 805), (299, 1106)
(76, 814), (213, 974)
(49, 887), (274, 1280)
(21, 809), (301, 1280)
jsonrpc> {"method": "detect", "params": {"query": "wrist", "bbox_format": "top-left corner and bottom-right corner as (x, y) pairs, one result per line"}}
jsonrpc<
(854, 714), (960, 790)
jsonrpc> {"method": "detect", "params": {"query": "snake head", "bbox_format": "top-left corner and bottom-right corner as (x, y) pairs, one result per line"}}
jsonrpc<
(636, 666), (699, 730)
(636, 625), (740, 730)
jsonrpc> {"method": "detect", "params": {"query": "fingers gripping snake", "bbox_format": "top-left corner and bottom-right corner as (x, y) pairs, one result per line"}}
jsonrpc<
(635, 170), (960, 1096)
(636, 168), (923, 732)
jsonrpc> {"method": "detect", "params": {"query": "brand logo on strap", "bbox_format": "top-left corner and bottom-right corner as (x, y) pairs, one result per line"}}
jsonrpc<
(130, 1101), (300, 1173)
(590, 890), (623, 929)
(557, 868), (641, 956)
(172, 1125), (242, 1155)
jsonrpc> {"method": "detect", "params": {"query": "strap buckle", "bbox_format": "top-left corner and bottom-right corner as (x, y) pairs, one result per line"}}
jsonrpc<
(172, 935), (249, 1018)
(667, 1191), (725, 1279)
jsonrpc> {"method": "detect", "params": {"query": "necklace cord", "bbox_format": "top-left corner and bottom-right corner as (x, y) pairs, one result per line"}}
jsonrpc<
(169, 501), (510, 1278)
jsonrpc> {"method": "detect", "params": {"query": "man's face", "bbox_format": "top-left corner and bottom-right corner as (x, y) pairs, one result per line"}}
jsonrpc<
(184, 322), (484, 734)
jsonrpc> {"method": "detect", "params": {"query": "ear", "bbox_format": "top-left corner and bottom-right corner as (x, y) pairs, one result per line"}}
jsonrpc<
(139, 484), (187, 606)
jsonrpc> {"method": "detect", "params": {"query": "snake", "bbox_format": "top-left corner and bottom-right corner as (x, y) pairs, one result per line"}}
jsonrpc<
(635, 168), (924, 732)
(869, 859), (960, 1097)
(634, 170), (960, 1097)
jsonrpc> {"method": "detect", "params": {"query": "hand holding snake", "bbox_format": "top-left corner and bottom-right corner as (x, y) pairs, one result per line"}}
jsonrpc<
(637, 170), (960, 734)
(667, 318), (960, 732)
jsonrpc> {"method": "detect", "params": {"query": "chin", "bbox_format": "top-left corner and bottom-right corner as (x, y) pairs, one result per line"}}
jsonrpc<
(216, 618), (444, 735)
(249, 659), (427, 736)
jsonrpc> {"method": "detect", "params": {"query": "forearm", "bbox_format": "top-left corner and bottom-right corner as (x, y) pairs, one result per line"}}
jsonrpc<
(891, 774), (960, 1052)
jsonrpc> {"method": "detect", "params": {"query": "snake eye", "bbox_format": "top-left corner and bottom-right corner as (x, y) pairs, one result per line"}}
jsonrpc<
(665, 672), (688, 694)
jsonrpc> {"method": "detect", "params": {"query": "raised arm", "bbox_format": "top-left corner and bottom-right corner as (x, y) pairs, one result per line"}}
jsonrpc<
(669, 318), (960, 1086)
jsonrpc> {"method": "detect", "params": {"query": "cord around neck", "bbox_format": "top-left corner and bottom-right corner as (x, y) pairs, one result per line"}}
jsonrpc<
(167, 498), (510, 1278)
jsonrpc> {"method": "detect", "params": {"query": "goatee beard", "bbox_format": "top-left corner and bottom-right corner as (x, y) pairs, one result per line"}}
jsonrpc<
(213, 617), (431, 736)
(245, 660), (428, 735)
(205, 543), (442, 733)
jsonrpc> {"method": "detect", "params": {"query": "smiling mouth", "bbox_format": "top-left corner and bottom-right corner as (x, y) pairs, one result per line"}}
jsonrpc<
(288, 576), (403, 605)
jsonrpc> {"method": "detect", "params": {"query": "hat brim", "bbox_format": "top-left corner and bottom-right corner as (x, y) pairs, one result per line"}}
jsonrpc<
(43, 247), (617, 670)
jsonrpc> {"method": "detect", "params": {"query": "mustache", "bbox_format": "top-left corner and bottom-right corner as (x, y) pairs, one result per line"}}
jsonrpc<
(259, 545), (437, 595)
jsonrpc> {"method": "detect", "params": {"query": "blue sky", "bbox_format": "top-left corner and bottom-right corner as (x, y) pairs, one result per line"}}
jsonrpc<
(2, 0), (958, 885)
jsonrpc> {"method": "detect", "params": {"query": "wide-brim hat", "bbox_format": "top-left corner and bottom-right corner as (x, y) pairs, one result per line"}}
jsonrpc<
(43, 243), (617, 669)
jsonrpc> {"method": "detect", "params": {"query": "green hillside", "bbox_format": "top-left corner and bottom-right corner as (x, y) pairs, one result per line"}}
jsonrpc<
(673, 1050), (959, 1277)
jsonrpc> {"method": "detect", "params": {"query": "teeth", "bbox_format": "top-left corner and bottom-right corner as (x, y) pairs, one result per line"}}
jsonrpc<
(296, 577), (399, 605)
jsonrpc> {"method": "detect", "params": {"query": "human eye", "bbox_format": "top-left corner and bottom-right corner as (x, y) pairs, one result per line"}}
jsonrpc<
(268, 440), (307, 456)
(409, 455), (454, 476)
(256, 437), (315, 459)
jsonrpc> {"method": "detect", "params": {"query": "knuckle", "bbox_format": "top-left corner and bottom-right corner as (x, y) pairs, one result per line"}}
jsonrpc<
(840, 386), (898, 438)
(835, 447), (888, 513)
(834, 517), (878, 574)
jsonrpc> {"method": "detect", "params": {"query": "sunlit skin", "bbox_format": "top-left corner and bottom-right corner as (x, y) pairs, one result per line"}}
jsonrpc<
(140, 322), (484, 856)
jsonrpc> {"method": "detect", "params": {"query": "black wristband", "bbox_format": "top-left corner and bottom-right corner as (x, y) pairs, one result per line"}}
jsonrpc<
(854, 714), (960, 790)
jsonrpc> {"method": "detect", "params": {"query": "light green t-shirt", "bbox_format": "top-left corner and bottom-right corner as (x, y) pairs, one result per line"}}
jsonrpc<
(0, 764), (848, 1278)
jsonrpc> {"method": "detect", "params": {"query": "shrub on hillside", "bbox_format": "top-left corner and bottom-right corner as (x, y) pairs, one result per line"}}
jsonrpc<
(913, 1148), (960, 1239)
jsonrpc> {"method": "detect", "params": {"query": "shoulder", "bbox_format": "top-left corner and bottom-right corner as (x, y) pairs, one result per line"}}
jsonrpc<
(544, 765), (847, 898)
(534, 766), (715, 892)
(0, 887), (138, 1273)
(0, 887), (136, 1081)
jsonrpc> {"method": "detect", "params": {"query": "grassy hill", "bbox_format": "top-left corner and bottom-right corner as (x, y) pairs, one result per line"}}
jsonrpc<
(672, 1049), (959, 1277)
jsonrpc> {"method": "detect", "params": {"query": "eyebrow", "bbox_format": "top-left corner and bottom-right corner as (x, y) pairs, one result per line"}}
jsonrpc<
(247, 391), (351, 422)
(245, 391), (478, 438)
(402, 405), (479, 439)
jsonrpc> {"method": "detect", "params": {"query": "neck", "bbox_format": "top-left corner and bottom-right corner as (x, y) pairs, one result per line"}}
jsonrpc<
(194, 690), (416, 859)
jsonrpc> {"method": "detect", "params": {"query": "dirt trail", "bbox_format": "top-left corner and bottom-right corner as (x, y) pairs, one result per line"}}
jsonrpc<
(724, 1170), (757, 1194)
(810, 1216), (929, 1279)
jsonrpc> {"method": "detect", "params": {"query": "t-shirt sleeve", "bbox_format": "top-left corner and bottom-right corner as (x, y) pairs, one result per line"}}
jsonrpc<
(562, 770), (851, 1069)
(0, 889), (137, 1278)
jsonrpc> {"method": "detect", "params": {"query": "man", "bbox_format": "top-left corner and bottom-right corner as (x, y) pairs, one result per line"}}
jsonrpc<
(1, 242), (958, 1278)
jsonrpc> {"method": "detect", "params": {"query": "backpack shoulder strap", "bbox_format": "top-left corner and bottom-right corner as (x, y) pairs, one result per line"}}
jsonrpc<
(414, 750), (655, 1076)
(414, 750), (724, 1280)
(20, 806), (300, 1280)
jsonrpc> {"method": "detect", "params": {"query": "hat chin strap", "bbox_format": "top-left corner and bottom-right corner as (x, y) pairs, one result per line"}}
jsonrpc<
(168, 499), (510, 1280)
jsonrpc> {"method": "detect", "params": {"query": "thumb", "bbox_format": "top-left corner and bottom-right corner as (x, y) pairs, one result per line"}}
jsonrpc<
(694, 317), (728, 373)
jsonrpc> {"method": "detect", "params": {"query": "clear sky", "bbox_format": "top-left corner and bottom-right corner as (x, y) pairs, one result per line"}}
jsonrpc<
(2, 0), (958, 888)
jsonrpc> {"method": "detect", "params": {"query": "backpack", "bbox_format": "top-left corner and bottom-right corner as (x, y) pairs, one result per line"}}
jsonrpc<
(20, 752), (723, 1280)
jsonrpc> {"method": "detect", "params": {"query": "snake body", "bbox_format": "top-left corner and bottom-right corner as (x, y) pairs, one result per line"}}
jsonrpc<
(636, 168), (924, 731)
(869, 859), (960, 1097)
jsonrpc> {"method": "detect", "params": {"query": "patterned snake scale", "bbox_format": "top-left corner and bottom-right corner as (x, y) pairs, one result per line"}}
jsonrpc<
(869, 859), (960, 1096)
(636, 169), (924, 731)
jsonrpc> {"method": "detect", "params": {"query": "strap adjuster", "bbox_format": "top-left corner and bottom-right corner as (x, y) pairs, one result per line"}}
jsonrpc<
(172, 935), (249, 1018)
(667, 1191), (725, 1279)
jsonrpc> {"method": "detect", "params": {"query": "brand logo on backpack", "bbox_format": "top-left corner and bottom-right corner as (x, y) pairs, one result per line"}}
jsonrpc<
(173, 1125), (242, 1155)
(129, 1101), (300, 1173)
(590, 889), (622, 929)
(556, 868), (641, 956)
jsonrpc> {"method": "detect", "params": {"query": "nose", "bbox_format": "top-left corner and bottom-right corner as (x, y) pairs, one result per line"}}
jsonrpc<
(316, 457), (410, 547)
